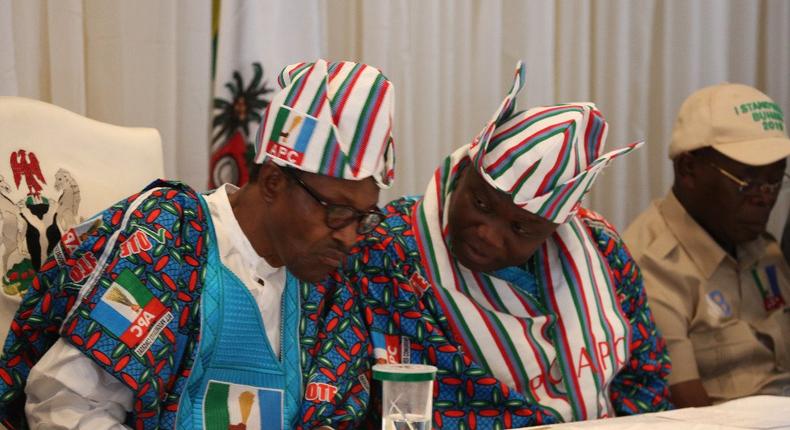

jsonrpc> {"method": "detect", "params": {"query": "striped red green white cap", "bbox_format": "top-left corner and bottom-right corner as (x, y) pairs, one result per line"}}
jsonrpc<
(468, 61), (643, 224)
(254, 59), (396, 188)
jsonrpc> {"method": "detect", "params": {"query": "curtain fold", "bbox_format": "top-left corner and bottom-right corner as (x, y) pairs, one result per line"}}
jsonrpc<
(2, 0), (211, 189)
(2, 0), (788, 230)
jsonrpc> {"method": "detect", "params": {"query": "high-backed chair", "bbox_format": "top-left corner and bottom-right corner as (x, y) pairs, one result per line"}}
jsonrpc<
(0, 97), (164, 346)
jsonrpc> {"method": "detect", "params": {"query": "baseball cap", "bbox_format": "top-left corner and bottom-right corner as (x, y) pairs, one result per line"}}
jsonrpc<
(669, 83), (790, 166)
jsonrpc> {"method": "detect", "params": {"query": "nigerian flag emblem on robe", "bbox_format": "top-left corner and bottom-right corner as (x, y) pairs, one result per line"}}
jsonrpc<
(204, 381), (283, 430)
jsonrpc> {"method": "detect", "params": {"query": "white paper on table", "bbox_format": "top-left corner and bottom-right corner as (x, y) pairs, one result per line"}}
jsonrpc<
(524, 413), (739, 429)
(516, 396), (790, 430)
(649, 395), (790, 429)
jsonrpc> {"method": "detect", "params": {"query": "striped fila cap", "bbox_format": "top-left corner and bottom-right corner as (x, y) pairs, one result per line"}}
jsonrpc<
(254, 59), (395, 188)
(468, 61), (643, 224)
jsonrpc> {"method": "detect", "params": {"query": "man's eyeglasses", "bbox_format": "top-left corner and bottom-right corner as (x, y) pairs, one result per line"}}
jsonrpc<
(282, 167), (385, 235)
(702, 159), (789, 195)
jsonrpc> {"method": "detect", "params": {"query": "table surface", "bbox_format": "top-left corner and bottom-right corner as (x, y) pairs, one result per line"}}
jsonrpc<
(0, 395), (785, 430)
(517, 396), (790, 430)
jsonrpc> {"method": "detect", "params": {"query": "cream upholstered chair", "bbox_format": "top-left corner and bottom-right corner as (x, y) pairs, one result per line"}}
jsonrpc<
(0, 97), (164, 346)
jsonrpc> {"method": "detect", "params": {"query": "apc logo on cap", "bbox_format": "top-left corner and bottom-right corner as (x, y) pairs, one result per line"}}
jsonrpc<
(266, 106), (318, 166)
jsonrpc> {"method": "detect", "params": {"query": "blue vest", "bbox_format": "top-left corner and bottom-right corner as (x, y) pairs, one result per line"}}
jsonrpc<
(175, 201), (301, 430)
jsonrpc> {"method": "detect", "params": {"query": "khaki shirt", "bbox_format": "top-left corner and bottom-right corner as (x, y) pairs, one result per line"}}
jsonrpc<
(623, 192), (790, 402)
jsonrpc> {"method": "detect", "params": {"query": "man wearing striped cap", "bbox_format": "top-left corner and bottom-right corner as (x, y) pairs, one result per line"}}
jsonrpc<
(0, 60), (394, 429)
(346, 62), (672, 428)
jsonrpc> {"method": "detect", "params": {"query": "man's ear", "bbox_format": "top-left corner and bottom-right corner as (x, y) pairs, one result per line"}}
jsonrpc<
(257, 161), (289, 203)
(674, 152), (698, 189)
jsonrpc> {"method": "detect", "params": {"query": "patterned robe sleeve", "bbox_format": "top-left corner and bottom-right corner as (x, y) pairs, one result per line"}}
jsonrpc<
(56, 185), (207, 430)
(580, 209), (673, 415)
(0, 182), (208, 430)
(297, 271), (373, 429)
(0, 191), (138, 429)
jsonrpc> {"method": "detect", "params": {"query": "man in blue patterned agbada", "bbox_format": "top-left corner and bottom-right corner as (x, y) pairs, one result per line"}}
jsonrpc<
(0, 59), (396, 430)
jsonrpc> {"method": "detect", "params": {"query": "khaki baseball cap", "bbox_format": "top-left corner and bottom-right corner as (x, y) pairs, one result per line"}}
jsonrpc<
(669, 83), (790, 166)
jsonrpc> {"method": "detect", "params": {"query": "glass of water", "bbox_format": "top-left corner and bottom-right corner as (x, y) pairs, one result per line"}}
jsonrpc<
(373, 363), (437, 430)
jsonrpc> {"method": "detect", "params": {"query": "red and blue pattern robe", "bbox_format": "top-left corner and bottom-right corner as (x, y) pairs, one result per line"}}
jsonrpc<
(346, 197), (672, 428)
(0, 181), (372, 429)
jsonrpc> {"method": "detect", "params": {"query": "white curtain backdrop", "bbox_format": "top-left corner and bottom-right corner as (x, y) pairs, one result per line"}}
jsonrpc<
(0, 0), (211, 191)
(323, 0), (790, 231)
(2, 0), (788, 231)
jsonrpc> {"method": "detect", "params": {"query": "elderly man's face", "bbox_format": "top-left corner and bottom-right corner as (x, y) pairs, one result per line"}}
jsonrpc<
(266, 168), (380, 283)
(447, 166), (560, 272)
(682, 148), (786, 248)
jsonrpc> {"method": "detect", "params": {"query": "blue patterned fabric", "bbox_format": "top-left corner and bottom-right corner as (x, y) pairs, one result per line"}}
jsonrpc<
(0, 181), (374, 429)
(175, 218), (301, 429)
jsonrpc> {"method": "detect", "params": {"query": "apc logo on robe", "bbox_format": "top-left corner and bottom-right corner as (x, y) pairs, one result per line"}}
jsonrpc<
(91, 268), (173, 355)
(266, 106), (327, 166)
(372, 331), (410, 364)
(204, 380), (283, 430)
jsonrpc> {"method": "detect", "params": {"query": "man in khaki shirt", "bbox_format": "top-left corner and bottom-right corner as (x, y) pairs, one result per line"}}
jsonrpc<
(624, 83), (790, 407)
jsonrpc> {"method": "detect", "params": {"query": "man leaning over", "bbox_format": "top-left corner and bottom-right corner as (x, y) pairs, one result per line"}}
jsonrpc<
(346, 62), (671, 428)
(0, 59), (396, 429)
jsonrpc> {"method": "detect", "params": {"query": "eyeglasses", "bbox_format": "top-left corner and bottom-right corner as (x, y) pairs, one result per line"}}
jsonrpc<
(281, 167), (385, 235)
(702, 159), (790, 195)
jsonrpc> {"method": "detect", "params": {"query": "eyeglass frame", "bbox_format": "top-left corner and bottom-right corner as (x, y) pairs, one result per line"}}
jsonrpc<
(696, 156), (790, 195)
(280, 166), (385, 235)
